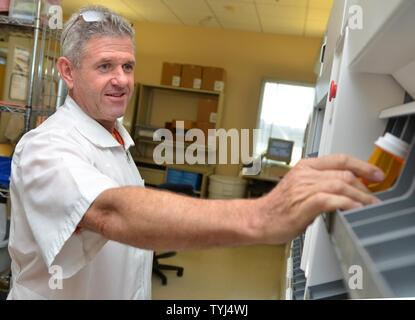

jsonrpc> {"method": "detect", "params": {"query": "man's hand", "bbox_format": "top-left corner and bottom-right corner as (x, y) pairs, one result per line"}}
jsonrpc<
(254, 154), (385, 244)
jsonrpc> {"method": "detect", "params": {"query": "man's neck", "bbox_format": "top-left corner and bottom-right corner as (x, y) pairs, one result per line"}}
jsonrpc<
(97, 119), (116, 133)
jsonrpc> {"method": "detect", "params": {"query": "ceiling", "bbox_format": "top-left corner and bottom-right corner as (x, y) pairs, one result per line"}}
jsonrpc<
(60, 0), (334, 38)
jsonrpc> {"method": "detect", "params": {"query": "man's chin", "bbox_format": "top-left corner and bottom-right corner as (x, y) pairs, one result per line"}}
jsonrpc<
(102, 102), (128, 115)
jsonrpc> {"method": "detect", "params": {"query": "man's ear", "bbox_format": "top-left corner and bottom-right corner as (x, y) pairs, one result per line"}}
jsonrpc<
(56, 57), (75, 90)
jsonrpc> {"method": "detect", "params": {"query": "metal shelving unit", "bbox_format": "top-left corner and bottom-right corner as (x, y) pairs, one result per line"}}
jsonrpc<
(1, 0), (63, 134)
(1, 2), (63, 296)
(130, 83), (224, 197)
(1, 0), (39, 134)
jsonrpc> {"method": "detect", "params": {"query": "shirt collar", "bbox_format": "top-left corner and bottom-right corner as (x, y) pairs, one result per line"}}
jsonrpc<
(63, 95), (135, 149)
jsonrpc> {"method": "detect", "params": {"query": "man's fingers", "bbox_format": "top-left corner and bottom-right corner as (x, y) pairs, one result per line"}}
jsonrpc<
(317, 170), (372, 193)
(317, 179), (379, 206)
(303, 193), (363, 217)
(305, 154), (385, 183)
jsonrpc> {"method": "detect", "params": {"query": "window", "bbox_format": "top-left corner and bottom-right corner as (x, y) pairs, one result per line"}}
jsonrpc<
(255, 81), (315, 165)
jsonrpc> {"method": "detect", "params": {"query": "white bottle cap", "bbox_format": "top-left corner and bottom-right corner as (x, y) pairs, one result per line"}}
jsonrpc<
(375, 133), (409, 160)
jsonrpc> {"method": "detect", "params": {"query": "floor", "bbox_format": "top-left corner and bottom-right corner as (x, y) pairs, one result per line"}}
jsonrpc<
(151, 245), (286, 300)
(0, 245), (286, 300)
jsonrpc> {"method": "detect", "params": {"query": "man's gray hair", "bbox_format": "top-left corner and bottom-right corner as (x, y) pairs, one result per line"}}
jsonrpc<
(61, 5), (135, 67)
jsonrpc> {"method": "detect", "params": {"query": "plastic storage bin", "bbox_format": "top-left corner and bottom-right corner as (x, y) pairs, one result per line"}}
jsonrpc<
(0, 157), (12, 189)
(8, 0), (36, 20)
(208, 175), (247, 199)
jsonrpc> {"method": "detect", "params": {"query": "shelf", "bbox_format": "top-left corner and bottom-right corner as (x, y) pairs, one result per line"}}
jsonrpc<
(32, 108), (55, 116)
(329, 200), (415, 298)
(133, 156), (158, 166)
(142, 83), (222, 96)
(0, 15), (36, 39)
(306, 280), (348, 300)
(379, 101), (415, 119)
(0, 188), (9, 199)
(137, 136), (216, 152)
(0, 102), (56, 118)
(0, 15), (35, 29)
(0, 102), (27, 115)
(133, 156), (215, 175)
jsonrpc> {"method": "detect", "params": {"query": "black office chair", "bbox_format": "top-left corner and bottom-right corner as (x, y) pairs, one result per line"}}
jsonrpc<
(152, 183), (195, 285)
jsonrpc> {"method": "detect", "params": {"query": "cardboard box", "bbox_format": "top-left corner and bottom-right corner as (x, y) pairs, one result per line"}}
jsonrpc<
(161, 62), (182, 87)
(0, 0), (10, 12)
(172, 119), (194, 130)
(202, 67), (226, 92)
(197, 98), (218, 123)
(181, 64), (202, 89)
(195, 121), (215, 143)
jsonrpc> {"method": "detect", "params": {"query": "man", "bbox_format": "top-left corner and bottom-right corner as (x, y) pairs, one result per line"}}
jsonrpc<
(7, 6), (384, 299)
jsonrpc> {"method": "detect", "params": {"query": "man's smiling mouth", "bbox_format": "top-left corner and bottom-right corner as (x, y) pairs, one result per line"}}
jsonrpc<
(105, 92), (126, 97)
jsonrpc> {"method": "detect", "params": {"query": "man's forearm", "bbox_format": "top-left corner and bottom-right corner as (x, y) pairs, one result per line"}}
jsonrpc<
(82, 186), (263, 251)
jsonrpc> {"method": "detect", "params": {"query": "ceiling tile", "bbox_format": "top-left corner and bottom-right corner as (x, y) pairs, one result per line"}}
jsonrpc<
(207, 0), (257, 19)
(262, 19), (304, 36)
(208, 0), (254, 3)
(163, 0), (220, 27)
(122, 0), (181, 24)
(61, 0), (143, 22)
(307, 7), (331, 21)
(309, 0), (333, 10)
(255, 0), (307, 6)
(207, 0), (261, 32)
(305, 18), (328, 37)
(257, 3), (307, 20)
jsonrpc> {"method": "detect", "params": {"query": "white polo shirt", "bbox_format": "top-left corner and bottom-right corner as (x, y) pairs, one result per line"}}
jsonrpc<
(7, 96), (153, 299)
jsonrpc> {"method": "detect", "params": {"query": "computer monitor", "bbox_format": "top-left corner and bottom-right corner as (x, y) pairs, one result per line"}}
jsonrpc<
(266, 138), (294, 164)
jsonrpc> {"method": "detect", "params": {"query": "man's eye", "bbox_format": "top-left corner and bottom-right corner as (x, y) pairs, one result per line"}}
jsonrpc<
(99, 64), (111, 71)
(123, 64), (134, 72)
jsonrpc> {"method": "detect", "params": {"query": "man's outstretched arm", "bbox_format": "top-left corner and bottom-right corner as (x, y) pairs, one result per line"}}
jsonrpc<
(80, 154), (385, 250)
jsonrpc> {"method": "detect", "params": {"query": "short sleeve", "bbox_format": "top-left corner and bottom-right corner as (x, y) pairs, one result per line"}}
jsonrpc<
(14, 130), (118, 278)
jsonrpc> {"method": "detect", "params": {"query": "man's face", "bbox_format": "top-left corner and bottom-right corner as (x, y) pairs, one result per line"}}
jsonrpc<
(70, 36), (135, 126)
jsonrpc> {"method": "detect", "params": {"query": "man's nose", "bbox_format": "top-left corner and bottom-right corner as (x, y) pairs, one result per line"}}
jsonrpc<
(111, 66), (129, 86)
